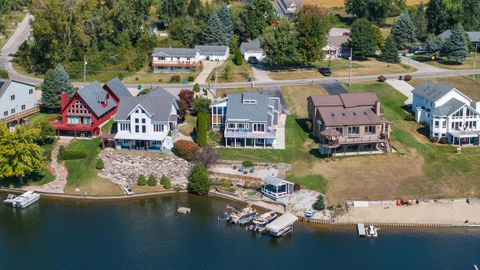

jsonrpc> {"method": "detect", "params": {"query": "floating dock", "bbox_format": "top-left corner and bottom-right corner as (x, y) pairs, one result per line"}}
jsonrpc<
(177, 207), (191, 214)
(357, 224), (366, 237)
(266, 213), (298, 237)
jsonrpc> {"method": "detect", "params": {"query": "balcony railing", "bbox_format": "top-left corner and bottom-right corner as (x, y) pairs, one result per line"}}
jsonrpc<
(224, 130), (276, 139)
(49, 117), (94, 131)
(337, 134), (385, 144)
(0, 105), (40, 124)
(152, 60), (203, 68)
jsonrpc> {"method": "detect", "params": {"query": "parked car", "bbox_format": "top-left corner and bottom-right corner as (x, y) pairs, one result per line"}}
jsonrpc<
(318, 67), (331, 76)
(409, 48), (427, 55)
(122, 185), (134, 195)
(248, 56), (258, 64)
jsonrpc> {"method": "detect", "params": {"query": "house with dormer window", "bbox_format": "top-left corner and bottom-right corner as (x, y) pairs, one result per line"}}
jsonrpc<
(51, 78), (131, 137)
(210, 92), (283, 148)
(412, 82), (480, 146)
(114, 87), (178, 151)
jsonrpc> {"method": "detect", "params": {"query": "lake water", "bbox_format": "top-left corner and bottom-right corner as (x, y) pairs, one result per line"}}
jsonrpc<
(0, 193), (479, 270)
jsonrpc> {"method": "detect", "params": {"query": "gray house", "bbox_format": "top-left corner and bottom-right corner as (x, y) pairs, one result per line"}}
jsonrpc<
(438, 30), (480, 45)
(0, 79), (38, 130)
(210, 92), (282, 148)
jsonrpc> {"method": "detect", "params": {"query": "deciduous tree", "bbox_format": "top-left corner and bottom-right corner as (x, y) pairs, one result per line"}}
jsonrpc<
(348, 18), (378, 60)
(345, 0), (392, 25)
(246, 0), (274, 39)
(188, 164), (211, 195)
(260, 19), (301, 67)
(425, 35), (443, 55)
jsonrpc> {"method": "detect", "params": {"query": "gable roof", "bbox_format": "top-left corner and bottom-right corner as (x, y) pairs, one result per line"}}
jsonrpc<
(105, 78), (132, 99)
(194, 45), (228, 56)
(411, 81), (456, 102)
(263, 176), (293, 186)
(152, 48), (198, 58)
(327, 35), (349, 49)
(438, 30), (480, 43)
(432, 98), (466, 116)
(115, 87), (177, 122)
(316, 106), (383, 126)
(76, 81), (117, 117)
(225, 92), (275, 122)
(0, 79), (35, 99)
(240, 39), (262, 51)
(309, 93), (378, 108)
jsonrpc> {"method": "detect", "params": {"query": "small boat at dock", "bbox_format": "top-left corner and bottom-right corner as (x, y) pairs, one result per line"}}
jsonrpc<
(3, 191), (40, 208)
(227, 203), (257, 225)
(251, 211), (278, 232)
(365, 225), (379, 238)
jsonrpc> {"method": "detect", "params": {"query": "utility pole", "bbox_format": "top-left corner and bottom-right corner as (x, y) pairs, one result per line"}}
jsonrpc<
(474, 43), (478, 81)
(83, 54), (87, 83)
(349, 48), (353, 86)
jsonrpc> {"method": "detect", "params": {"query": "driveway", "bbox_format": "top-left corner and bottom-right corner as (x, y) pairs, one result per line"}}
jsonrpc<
(386, 79), (415, 104)
(251, 65), (273, 82)
(195, 60), (223, 84)
(400, 56), (444, 73)
(260, 86), (288, 113)
(320, 83), (348, 95)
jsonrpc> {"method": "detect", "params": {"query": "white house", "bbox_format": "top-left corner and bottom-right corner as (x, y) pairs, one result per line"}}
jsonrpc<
(323, 28), (350, 59)
(273, 0), (302, 18)
(151, 48), (202, 73)
(0, 79), (39, 130)
(114, 87), (178, 151)
(412, 81), (480, 146)
(240, 39), (265, 62)
(194, 45), (229, 61)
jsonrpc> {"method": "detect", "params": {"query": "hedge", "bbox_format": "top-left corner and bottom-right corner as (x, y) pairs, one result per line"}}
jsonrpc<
(160, 175), (172, 189)
(96, 158), (105, 170)
(147, 175), (157, 186)
(62, 150), (87, 160)
(137, 174), (146, 186)
(173, 140), (199, 161)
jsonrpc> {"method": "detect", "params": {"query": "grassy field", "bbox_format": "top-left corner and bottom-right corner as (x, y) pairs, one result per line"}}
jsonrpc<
(280, 85), (328, 117)
(267, 58), (415, 80)
(64, 138), (122, 195)
(179, 114), (197, 136)
(208, 58), (254, 83)
(0, 10), (27, 49)
(412, 53), (478, 70)
(122, 66), (201, 84)
(410, 76), (480, 101)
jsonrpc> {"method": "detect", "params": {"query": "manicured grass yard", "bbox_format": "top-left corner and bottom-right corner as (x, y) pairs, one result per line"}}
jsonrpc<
(280, 85), (328, 118)
(27, 113), (58, 125)
(122, 66), (200, 84)
(179, 114), (197, 137)
(412, 53), (477, 70)
(63, 138), (122, 195)
(208, 58), (254, 83)
(267, 58), (415, 80)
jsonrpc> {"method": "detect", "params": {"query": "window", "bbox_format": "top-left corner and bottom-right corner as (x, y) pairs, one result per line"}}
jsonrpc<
(154, 124), (164, 132)
(10, 95), (15, 100)
(141, 119), (146, 124)
(253, 123), (265, 132)
(21, 105), (26, 110)
(135, 125), (139, 133)
(67, 116), (80, 124)
(29, 89), (33, 95)
(347, 126), (359, 135)
(135, 118), (139, 123)
(237, 123), (245, 130)
(442, 121), (446, 128)
(11, 108), (15, 114)
(227, 123), (235, 129)
(434, 121), (439, 128)
(364, 126), (376, 134)
(142, 126), (146, 133)
(3, 111), (8, 117)
(335, 127), (343, 134)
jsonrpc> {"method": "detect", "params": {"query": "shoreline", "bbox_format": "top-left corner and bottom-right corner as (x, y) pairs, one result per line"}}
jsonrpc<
(2, 188), (480, 229)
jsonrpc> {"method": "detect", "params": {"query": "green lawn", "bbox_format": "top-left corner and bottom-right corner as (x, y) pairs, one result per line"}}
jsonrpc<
(27, 113), (58, 125)
(208, 58), (253, 83)
(101, 119), (114, 134)
(64, 139), (101, 187)
(411, 53), (477, 70)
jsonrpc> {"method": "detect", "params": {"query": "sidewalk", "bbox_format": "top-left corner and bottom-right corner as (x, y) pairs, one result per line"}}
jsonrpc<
(195, 60), (223, 84)
(386, 79), (415, 104)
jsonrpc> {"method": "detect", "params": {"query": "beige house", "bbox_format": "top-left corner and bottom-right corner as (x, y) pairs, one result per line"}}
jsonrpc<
(307, 93), (391, 157)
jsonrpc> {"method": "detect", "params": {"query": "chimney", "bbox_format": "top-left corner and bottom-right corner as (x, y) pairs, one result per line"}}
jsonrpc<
(60, 92), (68, 111)
(375, 100), (381, 116)
(476, 100), (480, 112)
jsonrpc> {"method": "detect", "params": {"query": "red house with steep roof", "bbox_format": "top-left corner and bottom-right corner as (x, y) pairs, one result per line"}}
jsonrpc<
(51, 78), (131, 138)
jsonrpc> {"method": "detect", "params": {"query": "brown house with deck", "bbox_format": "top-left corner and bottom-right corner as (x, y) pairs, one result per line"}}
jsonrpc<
(307, 92), (392, 157)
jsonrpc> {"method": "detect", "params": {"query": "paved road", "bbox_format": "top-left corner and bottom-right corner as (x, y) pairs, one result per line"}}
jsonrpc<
(320, 82), (348, 94)
(2, 15), (480, 90)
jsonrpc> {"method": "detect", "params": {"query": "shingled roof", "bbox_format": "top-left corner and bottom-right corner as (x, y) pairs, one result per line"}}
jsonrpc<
(105, 77), (132, 99)
(432, 98), (466, 116)
(115, 87), (177, 122)
(152, 48), (198, 58)
(225, 92), (272, 123)
(411, 81), (456, 102)
(77, 81), (117, 117)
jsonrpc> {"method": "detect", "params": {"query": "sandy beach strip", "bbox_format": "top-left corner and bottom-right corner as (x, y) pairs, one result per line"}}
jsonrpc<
(338, 201), (480, 225)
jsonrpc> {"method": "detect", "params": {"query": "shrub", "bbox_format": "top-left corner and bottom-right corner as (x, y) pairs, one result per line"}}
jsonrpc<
(174, 140), (199, 161)
(430, 137), (439, 142)
(170, 75), (181, 82)
(187, 75), (195, 82)
(137, 174), (147, 186)
(96, 158), (105, 170)
(242, 160), (254, 168)
(147, 175), (157, 186)
(210, 73), (216, 81)
(192, 98), (211, 114)
(57, 145), (66, 161)
(377, 75), (387, 82)
(0, 70), (8, 79)
(194, 146), (219, 167)
(188, 164), (211, 195)
(62, 150), (87, 160)
(404, 75), (412, 81)
(196, 112), (208, 146)
(160, 175), (172, 189)
(305, 120), (313, 131)
(404, 113), (414, 121)
(439, 137), (448, 144)
(178, 89), (195, 106)
(314, 195), (325, 210)
(168, 130), (172, 136)
(193, 83), (201, 93)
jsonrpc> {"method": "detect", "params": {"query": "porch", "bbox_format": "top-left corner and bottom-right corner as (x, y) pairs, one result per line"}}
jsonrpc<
(261, 176), (294, 201)
(448, 131), (480, 146)
(224, 137), (275, 148)
(115, 139), (165, 152)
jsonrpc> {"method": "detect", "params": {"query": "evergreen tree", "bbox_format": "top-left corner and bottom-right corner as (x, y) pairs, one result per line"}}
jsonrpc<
(233, 46), (243, 66)
(188, 164), (211, 195)
(196, 111), (208, 146)
(442, 23), (469, 63)
(379, 36), (400, 63)
(259, 19), (302, 67)
(462, 0), (480, 31)
(425, 34), (443, 55)
(410, 2), (428, 41)
(202, 12), (228, 45)
(426, 0), (450, 35)
(348, 18), (378, 60)
(182, 16), (197, 47)
(391, 12), (417, 49)
(159, 0), (186, 25)
(218, 5), (233, 43)
(41, 64), (75, 112)
(137, 174), (146, 186)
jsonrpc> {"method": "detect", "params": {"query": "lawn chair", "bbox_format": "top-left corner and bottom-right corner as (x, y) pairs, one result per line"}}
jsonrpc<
(249, 167), (254, 173)
(238, 165), (243, 172)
